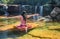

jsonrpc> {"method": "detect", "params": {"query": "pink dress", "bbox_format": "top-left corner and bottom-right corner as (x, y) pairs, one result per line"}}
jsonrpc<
(16, 16), (31, 31)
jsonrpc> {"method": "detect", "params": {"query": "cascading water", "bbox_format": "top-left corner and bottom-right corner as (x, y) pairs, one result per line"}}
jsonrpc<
(33, 6), (43, 21)
(33, 6), (38, 21)
(39, 6), (43, 16)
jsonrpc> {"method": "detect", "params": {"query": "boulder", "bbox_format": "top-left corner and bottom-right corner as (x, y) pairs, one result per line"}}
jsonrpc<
(50, 7), (60, 21)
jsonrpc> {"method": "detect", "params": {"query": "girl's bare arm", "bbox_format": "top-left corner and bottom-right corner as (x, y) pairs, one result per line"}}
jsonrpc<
(6, 15), (21, 18)
(26, 14), (39, 18)
(3, 14), (39, 18)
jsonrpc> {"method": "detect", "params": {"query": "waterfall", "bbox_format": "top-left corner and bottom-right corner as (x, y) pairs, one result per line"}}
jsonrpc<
(4, 5), (9, 16)
(35, 6), (37, 13)
(33, 6), (44, 21)
(39, 6), (43, 16)
(33, 6), (38, 21)
(4, 11), (9, 16)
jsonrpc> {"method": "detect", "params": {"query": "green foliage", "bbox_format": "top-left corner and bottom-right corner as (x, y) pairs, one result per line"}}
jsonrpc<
(1, 0), (10, 4)
(8, 0), (14, 4)
(1, 0), (14, 4)
(0, 0), (60, 5)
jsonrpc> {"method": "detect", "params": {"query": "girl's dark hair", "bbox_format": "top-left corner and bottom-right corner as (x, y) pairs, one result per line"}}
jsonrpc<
(21, 11), (26, 21)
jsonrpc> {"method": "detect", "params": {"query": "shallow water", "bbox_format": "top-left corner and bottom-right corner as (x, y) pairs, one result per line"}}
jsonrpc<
(0, 31), (17, 39)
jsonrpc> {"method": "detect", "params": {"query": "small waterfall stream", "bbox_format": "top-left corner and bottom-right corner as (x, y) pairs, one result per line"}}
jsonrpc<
(33, 6), (37, 21)
(39, 6), (43, 16)
(33, 6), (43, 21)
